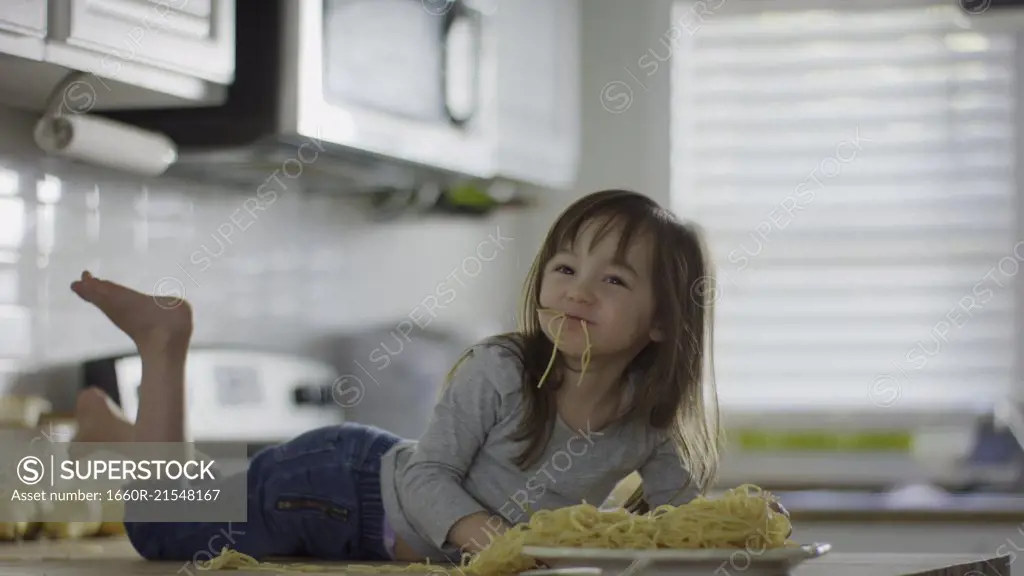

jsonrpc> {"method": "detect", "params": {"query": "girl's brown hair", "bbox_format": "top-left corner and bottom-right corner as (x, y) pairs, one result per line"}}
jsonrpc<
(444, 189), (723, 507)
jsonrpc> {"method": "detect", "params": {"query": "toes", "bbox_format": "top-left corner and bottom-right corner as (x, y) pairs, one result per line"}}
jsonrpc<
(70, 271), (101, 300)
(70, 282), (93, 302)
(70, 273), (136, 305)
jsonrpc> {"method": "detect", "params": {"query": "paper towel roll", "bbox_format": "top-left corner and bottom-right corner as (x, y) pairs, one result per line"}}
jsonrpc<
(33, 114), (178, 177)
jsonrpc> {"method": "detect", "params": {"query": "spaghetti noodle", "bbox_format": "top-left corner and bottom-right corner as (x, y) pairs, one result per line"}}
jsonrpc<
(198, 484), (793, 575)
(197, 549), (447, 573)
(536, 310), (593, 389)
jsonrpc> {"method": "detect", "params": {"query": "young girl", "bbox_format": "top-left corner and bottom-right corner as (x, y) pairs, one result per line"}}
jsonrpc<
(68, 189), (724, 564)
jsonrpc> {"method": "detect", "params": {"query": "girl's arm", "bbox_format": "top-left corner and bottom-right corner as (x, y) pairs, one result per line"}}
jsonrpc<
(635, 437), (702, 508)
(447, 511), (512, 554)
(398, 344), (516, 552)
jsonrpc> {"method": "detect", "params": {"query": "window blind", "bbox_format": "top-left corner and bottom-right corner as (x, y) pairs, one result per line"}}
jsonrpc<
(670, 0), (1018, 410)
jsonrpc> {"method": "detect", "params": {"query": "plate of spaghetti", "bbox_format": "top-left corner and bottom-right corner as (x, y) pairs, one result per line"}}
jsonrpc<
(511, 485), (831, 576)
(196, 485), (829, 576)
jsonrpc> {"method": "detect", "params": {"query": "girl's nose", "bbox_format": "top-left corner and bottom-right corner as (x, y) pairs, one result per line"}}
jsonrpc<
(566, 281), (595, 304)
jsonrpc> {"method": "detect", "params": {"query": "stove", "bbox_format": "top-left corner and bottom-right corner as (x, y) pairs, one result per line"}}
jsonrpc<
(82, 347), (345, 454)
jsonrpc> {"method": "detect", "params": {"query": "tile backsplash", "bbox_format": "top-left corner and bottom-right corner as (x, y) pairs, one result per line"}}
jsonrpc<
(0, 152), (528, 412)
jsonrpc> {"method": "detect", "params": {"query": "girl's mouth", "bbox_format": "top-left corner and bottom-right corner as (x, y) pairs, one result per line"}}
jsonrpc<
(565, 314), (592, 325)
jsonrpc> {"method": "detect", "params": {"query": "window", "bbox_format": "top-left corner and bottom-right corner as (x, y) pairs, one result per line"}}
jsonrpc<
(670, 0), (1017, 410)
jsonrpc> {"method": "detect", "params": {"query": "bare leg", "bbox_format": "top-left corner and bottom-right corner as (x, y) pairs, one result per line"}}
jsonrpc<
(70, 271), (192, 444)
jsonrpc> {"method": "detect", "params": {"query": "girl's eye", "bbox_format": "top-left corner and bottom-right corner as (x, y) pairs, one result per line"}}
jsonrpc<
(605, 275), (628, 287)
(554, 264), (574, 275)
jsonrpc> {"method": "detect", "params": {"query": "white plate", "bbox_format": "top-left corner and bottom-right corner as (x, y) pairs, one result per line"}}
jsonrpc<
(521, 542), (832, 576)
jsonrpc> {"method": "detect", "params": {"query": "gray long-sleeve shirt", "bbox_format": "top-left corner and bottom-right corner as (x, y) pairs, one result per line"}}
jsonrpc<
(378, 337), (699, 562)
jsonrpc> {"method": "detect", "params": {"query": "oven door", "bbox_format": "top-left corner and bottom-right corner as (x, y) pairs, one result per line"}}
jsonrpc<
(287, 0), (497, 178)
(98, 351), (344, 444)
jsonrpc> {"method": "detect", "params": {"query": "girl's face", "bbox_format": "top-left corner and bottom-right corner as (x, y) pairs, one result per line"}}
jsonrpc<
(537, 220), (663, 359)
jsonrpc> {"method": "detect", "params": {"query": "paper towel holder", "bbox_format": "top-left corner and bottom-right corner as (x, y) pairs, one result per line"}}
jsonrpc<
(34, 70), (180, 177)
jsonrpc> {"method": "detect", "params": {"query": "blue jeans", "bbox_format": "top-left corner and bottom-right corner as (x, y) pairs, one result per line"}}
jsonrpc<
(123, 423), (402, 562)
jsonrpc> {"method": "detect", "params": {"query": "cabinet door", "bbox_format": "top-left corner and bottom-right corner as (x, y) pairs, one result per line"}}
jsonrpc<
(0, 0), (47, 60)
(50, 0), (234, 84)
(493, 0), (581, 190)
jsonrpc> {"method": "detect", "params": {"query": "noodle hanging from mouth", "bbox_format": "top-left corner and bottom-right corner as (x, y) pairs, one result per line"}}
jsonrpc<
(537, 312), (567, 389)
(578, 320), (591, 385)
(536, 310), (593, 389)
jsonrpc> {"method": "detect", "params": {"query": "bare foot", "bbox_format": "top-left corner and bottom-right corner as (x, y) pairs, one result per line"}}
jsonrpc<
(70, 271), (192, 355)
(70, 388), (135, 460)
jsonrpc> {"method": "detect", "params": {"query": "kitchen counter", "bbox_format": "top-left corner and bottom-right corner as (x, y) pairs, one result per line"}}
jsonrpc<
(776, 489), (1024, 522)
(791, 553), (1010, 575)
(0, 538), (1011, 576)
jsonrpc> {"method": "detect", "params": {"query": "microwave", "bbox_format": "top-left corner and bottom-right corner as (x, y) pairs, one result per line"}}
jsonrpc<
(101, 0), (585, 193)
(291, 0), (497, 177)
(101, 0), (580, 193)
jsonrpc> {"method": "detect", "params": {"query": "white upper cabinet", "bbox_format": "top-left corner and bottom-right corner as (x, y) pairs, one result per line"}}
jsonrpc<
(0, 0), (48, 60)
(49, 0), (235, 84)
(0, 0), (234, 111)
(492, 0), (581, 190)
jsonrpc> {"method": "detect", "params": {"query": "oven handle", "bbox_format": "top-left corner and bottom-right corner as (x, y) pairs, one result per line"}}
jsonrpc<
(292, 383), (335, 406)
(442, 0), (480, 126)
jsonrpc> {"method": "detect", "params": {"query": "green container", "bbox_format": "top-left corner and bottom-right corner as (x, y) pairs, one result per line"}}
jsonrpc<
(732, 429), (913, 452)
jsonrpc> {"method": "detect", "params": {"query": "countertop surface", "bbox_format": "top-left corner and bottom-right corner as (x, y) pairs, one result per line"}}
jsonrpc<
(776, 488), (1024, 522)
(0, 538), (1011, 576)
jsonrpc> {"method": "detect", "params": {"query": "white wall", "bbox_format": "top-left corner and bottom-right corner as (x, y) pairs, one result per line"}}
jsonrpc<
(519, 0), (676, 251)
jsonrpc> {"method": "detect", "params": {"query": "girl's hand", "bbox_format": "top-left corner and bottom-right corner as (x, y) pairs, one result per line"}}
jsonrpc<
(768, 500), (793, 538)
(768, 500), (790, 518)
